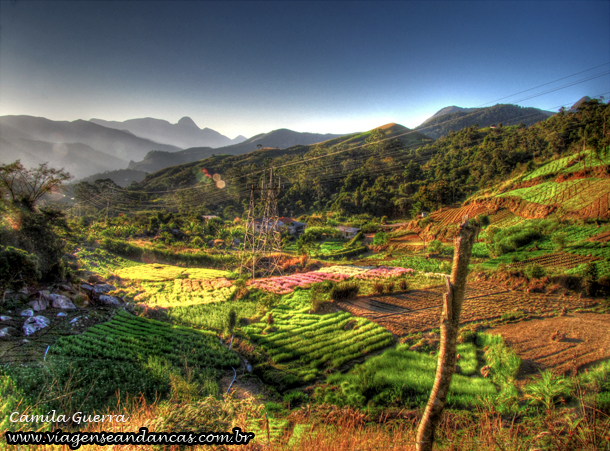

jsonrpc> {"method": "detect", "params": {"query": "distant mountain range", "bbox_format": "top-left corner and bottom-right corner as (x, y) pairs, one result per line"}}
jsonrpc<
(1, 99), (583, 183)
(127, 128), (346, 173)
(90, 116), (246, 149)
(0, 115), (180, 179)
(416, 104), (555, 139)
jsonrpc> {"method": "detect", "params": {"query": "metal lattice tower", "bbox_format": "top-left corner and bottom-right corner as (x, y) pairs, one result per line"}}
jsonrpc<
(240, 169), (283, 279)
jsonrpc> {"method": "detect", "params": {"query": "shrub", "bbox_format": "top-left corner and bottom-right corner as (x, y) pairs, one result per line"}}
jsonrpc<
(524, 263), (546, 279)
(371, 232), (389, 246)
(373, 282), (384, 295)
(190, 236), (204, 247)
(551, 232), (568, 251)
(398, 279), (408, 291)
(101, 237), (143, 259)
(386, 282), (395, 293)
(330, 282), (360, 302)
(428, 240), (442, 253)
(0, 246), (40, 301)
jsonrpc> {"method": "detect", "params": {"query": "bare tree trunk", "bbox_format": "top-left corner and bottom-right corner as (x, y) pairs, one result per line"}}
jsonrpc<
(416, 220), (480, 451)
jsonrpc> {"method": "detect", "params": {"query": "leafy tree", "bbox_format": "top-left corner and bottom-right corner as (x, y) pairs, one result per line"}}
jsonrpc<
(0, 160), (71, 209)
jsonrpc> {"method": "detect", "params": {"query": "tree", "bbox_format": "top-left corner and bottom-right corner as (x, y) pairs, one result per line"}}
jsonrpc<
(0, 160), (72, 209)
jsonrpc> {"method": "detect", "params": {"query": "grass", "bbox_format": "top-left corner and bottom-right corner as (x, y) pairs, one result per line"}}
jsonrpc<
(115, 263), (231, 281)
(74, 246), (142, 277)
(2, 311), (238, 422)
(318, 341), (495, 409)
(385, 255), (452, 274)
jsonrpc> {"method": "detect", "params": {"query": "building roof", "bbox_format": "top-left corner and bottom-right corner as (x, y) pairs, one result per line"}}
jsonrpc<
(336, 226), (361, 233)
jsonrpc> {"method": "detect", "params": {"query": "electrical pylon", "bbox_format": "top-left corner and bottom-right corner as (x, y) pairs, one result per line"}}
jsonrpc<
(240, 168), (283, 279)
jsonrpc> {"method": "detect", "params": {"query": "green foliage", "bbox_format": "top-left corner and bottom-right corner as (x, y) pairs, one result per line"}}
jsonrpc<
(0, 245), (40, 299)
(330, 282), (360, 302)
(524, 263), (546, 279)
(524, 370), (572, 412)
(428, 239), (442, 253)
(371, 232), (389, 246)
(318, 342), (494, 409)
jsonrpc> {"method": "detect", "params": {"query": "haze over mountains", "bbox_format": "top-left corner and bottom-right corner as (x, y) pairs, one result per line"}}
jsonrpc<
(127, 128), (347, 173)
(90, 116), (247, 149)
(0, 100), (572, 184)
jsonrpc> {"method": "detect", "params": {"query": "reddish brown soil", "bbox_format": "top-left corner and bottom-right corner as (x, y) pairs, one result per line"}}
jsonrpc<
(489, 313), (610, 376)
(588, 230), (610, 242)
(338, 282), (593, 336)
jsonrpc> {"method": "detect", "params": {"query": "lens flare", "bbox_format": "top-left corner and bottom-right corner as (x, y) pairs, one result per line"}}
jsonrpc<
(212, 173), (221, 182)
(216, 180), (226, 189)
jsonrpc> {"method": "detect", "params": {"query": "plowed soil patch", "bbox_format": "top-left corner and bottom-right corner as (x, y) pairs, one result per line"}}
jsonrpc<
(338, 282), (591, 336)
(489, 313), (610, 377)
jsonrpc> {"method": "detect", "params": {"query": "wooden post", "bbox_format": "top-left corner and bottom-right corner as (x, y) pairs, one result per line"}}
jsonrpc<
(416, 219), (480, 451)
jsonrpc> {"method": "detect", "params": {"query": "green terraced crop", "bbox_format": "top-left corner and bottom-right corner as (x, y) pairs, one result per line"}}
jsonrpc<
(116, 263), (231, 281)
(168, 298), (260, 332)
(318, 342), (495, 409)
(523, 149), (610, 181)
(51, 311), (240, 369)
(75, 247), (142, 277)
(242, 291), (394, 387)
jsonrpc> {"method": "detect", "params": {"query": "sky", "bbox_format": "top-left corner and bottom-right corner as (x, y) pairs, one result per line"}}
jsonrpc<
(0, 1), (609, 139)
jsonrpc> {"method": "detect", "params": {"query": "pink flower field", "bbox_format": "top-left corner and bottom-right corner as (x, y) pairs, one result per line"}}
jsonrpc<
(248, 265), (414, 294)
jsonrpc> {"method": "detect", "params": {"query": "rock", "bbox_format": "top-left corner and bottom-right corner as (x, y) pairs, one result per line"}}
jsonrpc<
(246, 364), (253, 373)
(481, 365), (491, 378)
(28, 299), (49, 312)
(60, 284), (72, 292)
(20, 308), (34, 317)
(0, 327), (18, 339)
(0, 316), (11, 321)
(98, 295), (123, 306)
(125, 302), (135, 313)
(70, 316), (81, 324)
(81, 283), (93, 293)
(50, 294), (76, 309)
(23, 316), (51, 336)
(39, 290), (50, 301)
(57, 312), (68, 317)
(93, 284), (116, 296)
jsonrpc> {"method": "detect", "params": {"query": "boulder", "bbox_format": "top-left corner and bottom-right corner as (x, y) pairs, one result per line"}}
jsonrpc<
(81, 283), (93, 293)
(23, 316), (51, 336)
(0, 315), (12, 321)
(20, 308), (34, 317)
(98, 295), (123, 306)
(50, 294), (76, 309)
(70, 316), (82, 325)
(93, 284), (116, 297)
(57, 312), (68, 317)
(0, 327), (18, 339)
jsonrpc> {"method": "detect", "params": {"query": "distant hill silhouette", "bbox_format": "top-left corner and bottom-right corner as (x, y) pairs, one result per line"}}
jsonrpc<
(128, 128), (346, 173)
(0, 115), (179, 179)
(416, 104), (554, 139)
(90, 116), (246, 149)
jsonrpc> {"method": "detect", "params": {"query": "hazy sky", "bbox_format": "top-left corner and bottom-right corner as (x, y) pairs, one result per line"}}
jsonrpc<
(1, 1), (608, 138)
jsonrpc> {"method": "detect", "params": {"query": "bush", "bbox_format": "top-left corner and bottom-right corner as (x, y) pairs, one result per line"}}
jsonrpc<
(330, 282), (360, 302)
(398, 279), (408, 291)
(373, 282), (384, 295)
(428, 240), (442, 253)
(190, 236), (204, 247)
(0, 246), (40, 300)
(371, 232), (389, 246)
(524, 263), (546, 279)
(101, 238), (143, 259)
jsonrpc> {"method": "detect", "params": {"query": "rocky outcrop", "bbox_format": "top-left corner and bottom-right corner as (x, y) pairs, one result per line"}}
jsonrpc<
(23, 316), (51, 336)
(50, 294), (77, 309)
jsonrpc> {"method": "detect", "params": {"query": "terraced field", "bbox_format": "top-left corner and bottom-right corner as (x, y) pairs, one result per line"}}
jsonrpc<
(338, 282), (591, 336)
(506, 252), (602, 270)
(50, 310), (240, 369)
(429, 203), (491, 227)
(523, 149), (610, 181)
(242, 292), (394, 384)
(138, 277), (236, 307)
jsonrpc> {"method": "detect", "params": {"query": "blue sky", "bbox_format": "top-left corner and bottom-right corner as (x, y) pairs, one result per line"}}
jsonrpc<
(0, 1), (608, 138)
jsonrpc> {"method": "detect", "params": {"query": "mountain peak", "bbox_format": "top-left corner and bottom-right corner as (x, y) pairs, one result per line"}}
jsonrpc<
(177, 116), (199, 128)
(569, 96), (592, 112)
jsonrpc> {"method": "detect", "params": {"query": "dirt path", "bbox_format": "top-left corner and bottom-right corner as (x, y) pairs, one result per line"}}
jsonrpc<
(489, 313), (610, 376)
